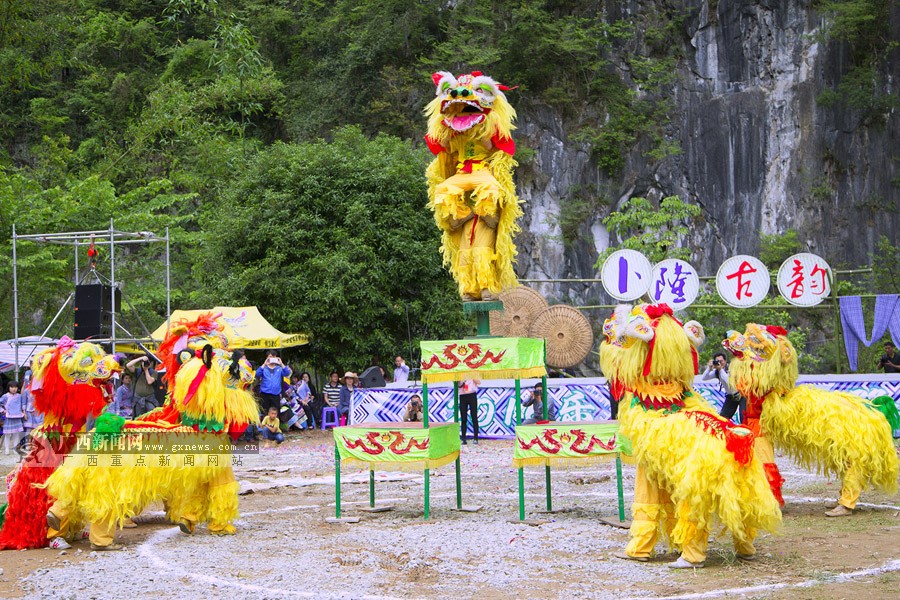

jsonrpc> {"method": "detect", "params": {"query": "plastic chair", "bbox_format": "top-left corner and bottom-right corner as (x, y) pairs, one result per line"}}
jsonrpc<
(321, 407), (340, 429)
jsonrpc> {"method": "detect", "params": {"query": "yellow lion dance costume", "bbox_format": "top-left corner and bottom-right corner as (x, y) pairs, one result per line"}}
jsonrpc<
(725, 323), (899, 516)
(44, 314), (259, 549)
(425, 70), (521, 301)
(602, 304), (781, 567)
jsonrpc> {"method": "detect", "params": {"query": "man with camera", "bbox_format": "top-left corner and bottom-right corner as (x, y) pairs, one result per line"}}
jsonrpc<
(255, 350), (292, 414)
(521, 382), (556, 424)
(876, 342), (900, 374)
(704, 351), (744, 423)
(403, 394), (424, 422)
(125, 355), (160, 417)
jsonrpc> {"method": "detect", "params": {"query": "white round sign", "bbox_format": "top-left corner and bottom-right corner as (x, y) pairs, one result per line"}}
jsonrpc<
(649, 259), (700, 309)
(715, 255), (770, 308)
(777, 253), (832, 306)
(601, 249), (652, 301)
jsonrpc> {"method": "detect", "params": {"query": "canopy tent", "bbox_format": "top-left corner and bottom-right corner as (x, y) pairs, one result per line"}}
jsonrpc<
(121, 306), (307, 352)
(0, 336), (57, 373)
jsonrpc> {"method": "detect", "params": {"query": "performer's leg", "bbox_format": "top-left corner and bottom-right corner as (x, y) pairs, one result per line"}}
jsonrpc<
(88, 515), (118, 548)
(828, 463), (862, 515)
(46, 501), (71, 539)
(624, 465), (665, 559)
(733, 526), (757, 559)
(207, 467), (239, 535)
(754, 435), (784, 505)
(673, 504), (708, 566)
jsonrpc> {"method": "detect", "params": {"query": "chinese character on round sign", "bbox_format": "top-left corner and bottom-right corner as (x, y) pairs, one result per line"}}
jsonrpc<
(715, 255), (770, 308)
(776, 253), (831, 306)
(600, 249), (652, 301)
(650, 259), (700, 309)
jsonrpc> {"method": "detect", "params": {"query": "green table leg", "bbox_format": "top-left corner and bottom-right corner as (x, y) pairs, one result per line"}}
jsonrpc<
(369, 468), (375, 508)
(424, 468), (431, 520)
(545, 465), (552, 512)
(518, 467), (525, 521)
(616, 454), (625, 522)
(455, 457), (462, 509)
(334, 443), (342, 519)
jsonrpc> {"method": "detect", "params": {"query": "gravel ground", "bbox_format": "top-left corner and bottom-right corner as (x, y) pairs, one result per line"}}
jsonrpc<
(2, 431), (899, 599)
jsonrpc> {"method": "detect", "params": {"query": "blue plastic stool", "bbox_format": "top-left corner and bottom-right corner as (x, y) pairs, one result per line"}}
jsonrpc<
(321, 407), (340, 430)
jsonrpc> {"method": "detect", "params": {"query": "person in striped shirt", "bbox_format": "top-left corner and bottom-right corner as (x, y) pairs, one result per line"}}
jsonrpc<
(322, 371), (342, 407)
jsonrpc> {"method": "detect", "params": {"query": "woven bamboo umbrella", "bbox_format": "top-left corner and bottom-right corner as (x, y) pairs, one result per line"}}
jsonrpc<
(489, 286), (548, 337)
(529, 304), (594, 368)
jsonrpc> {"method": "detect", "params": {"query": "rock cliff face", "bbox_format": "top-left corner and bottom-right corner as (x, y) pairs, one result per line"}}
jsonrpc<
(515, 0), (899, 302)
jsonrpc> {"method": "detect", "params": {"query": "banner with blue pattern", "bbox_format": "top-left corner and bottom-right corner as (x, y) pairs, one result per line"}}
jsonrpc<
(350, 376), (900, 438)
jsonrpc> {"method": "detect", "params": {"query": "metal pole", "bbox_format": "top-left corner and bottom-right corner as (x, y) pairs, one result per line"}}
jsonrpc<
(616, 454), (625, 521)
(334, 443), (341, 518)
(369, 468), (375, 508)
(516, 377), (524, 520)
(74, 239), (79, 285)
(832, 270), (842, 374)
(454, 381), (461, 509)
(12, 224), (19, 377)
(422, 382), (429, 428)
(543, 367), (551, 512)
(165, 227), (171, 332)
(109, 219), (116, 354)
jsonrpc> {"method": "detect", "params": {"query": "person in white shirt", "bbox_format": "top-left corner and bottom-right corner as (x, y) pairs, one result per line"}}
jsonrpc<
(703, 351), (744, 423)
(393, 355), (410, 383)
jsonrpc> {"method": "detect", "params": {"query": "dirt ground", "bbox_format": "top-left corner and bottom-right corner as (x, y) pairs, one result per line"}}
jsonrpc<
(1, 430), (898, 599)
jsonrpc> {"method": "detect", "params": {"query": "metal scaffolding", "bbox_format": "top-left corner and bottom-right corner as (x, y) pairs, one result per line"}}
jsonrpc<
(10, 219), (171, 375)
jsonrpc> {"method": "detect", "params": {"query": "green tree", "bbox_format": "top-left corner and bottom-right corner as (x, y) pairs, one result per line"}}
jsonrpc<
(198, 126), (468, 371)
(594, 195), (702, 267)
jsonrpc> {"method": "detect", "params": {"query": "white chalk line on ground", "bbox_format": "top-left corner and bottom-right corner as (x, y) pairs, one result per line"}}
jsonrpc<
(783, 495), (900, 511)
(627, 558), (900, 600)
(136, 527), (409, 600)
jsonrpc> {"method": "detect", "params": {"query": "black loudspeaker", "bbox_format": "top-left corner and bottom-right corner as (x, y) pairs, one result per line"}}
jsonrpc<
(74, 284), (121, 339)
(359, 366), (386, 389)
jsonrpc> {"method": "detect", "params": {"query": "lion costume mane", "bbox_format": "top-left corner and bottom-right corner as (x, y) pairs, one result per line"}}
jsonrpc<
(602, 304), (781, 562)
(424, 70), (521, 300)
(725, 323), (898, 510)
(44, 313), (259, 543)
(0, 339), (120, 550)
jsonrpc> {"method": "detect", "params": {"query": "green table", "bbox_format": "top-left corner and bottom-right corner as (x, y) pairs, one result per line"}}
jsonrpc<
(513, 420), (631, 521)
(332, 422), (461, 520)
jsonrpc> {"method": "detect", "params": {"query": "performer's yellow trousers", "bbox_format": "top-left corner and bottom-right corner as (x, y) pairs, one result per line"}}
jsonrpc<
(839, 464), (862, 509)
(433, 169), (500, 219)
(625, 465), (755, 562)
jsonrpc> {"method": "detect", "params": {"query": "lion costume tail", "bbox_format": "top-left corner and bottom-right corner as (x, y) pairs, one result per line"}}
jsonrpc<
(763, 385), (899, 494)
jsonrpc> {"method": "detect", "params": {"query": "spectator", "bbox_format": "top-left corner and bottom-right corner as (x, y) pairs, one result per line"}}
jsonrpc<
(394, 355), (410, 383)
(113, 373), (135, 418)
(522, 382), (555, 424)
(322, 371), (342, 408)
(459, 379), (480, 445)
(403, 394), (423, 422)
(260, 407), (285, 444)
(704, 351), (744, 423)
(126, 356), (160, 417)
(299, 372), (322, 428)
(284, 374), (312, 430)
(255, 350), (292, 414)
(339, 372), (358, 426)
(1, 381), (24, 455)
(876, 342), (900, 374)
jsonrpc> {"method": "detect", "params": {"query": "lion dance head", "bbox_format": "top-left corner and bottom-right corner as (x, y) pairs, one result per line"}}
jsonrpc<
(723, 324), (798, 399)
(151, 313), (258, 437)
(600, 304), (705, 410)
(425, 71), (516, 148)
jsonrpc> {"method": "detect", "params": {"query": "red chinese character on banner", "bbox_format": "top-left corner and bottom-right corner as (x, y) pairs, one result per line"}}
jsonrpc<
(809, 264), (827, 295)
(788, 259), (805, 299)
(725, 260), (757, 300)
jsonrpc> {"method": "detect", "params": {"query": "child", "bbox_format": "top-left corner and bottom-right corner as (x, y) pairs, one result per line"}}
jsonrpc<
(1, 381), (25, 455)
(19, 370), (41, 454)
(260, 406), (284, 444)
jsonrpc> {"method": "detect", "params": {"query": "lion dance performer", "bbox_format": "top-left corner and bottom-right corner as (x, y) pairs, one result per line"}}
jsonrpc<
(0, 339), (120, 550)
(725, 323), (899, 516)
(602, 304), (781, 568)
(425, 71), (521, 301)
(44, 314), (259, 549)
